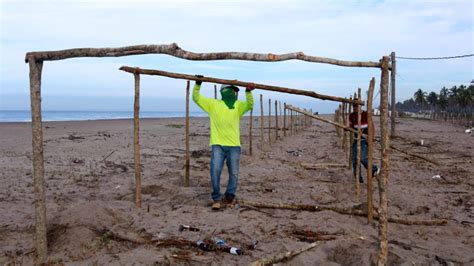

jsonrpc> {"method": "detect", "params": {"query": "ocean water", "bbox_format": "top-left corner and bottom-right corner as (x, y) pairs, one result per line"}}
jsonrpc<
(0, 110), (207, 122)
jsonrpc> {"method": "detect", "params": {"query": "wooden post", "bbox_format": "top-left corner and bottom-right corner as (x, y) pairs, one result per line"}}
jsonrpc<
(279, 101), (283, 136)
(275, 100), (279, 140)
(367, 78), (375, 224)
(249, 108), (253, 156)
(214, 84), (217, 99)
(184, 80), (190, 187)
(290, 109), (293, 135)
(284, 103), (287, 137)
(133, 72), (142, 208)
(390, 52), (396, 137)
(28, 57), (47, 264)
(348, 97), (354, 169)
(342, 103), (347, 149)
(260, 94), (264, 149)
(378, 56), (391, 266)
(268, 99), (272, 143)
(355, 89), (362, 201)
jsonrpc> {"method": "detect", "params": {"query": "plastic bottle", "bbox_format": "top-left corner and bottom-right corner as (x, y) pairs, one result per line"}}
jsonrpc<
(196, 240), (208, 251)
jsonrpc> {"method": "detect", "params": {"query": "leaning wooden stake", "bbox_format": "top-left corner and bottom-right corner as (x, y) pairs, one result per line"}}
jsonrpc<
(133, 72), (142, 208)
(249, 108), (253, 156)
(28, 56), (47, 264)
(355, 89), (362, 201)
(260, 94), (264, 149)
(250, 241), (321, 266)
(184, 81), (190, 187)
(275, 100), (279, 140)
(367, 78), (376, 224)
(378, 56), (391, 266)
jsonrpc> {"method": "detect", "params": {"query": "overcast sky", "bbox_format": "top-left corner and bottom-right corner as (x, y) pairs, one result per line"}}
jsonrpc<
(0, 0), (472, 112)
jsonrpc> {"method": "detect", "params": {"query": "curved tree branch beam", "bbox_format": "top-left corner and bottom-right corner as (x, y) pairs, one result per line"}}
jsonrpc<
(119, 66), (363, 105)
(25, 43), (382, 68)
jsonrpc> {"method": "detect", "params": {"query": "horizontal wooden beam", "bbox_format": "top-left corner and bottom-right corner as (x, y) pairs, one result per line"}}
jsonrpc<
(25, 43), (382, 68)
(119, 66), (364, 105)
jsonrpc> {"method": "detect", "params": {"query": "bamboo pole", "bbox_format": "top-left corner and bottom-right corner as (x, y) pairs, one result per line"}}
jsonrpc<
(260, 94), (264, 149)
(249, 108), (253, 156)
(355, 89), (362, 201)
(367, 78), (375, 225)
(133, 72), (142, 208)
(268, 99), (272, 143)
(214, 84), (217, 99)
(391, 52), (396, 137)
(120, 67), (363, 106)
(28, 56), (47, 264)
(283, 103), (287, 137)
(275, 100), (279, 140)
(378, 56), (391, 266)
(184, 81), (190, 187)
(26, 43), (382, 68)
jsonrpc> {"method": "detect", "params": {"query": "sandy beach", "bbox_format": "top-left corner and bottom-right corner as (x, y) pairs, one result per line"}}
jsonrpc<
(0, 115), (473, 265)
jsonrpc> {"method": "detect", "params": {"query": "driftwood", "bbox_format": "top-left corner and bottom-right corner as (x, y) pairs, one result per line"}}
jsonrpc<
(119, 66), (363, 105)
(355, 89), (362, 201)
(300, 162), (346, 169)
(237, 200), (448, 226)
(184, 81), (190, 186)
(26, 43), (382, 69)
(390, 51), (397, 136)
(260, 94), (264, 149)
(250, 241), (321, 266)
(389, 145), (440, 165)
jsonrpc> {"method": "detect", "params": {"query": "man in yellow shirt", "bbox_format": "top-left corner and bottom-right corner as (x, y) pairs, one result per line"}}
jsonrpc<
(193, 76), (254, 210)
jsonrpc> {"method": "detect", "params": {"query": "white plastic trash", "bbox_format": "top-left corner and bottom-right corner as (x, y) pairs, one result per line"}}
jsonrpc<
(432, 175), (441, 179)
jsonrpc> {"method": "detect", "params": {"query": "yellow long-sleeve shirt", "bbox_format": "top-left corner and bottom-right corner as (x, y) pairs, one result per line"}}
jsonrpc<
(192, 84), (254, 146)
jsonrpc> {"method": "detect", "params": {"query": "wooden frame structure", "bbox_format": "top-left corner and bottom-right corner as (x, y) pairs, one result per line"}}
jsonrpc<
(25, 44), (392, 265)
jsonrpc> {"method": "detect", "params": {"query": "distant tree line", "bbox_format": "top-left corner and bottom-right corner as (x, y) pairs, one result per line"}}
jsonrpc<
(395, 81), (474, 114)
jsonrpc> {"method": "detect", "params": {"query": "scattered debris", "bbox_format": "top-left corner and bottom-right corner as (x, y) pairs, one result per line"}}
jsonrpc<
(179, 224), (200, 232)
(72, 159), (84, 164)
(287, 149), (302, 157)
(432, 175), (441, 179)
(68, 134), (85, 140)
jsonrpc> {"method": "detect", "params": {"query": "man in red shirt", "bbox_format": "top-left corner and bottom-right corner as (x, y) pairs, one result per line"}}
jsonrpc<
(348, 103), (380, 183)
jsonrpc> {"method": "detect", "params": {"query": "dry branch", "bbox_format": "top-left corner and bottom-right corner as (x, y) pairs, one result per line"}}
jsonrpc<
(119, 66), (363, 105)
(250, 241), (321, 266)
(25, 43), (382, 68)
(237, 200), (448, 226)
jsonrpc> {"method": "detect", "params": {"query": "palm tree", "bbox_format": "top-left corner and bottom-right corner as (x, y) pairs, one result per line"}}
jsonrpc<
(413, 89), (426, 111)
(426, 92), (438, 110)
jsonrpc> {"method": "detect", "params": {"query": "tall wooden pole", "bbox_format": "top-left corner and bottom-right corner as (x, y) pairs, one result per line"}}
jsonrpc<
(260, 94), (264, 149)
(268, 99), (272, 143)
(184, 81), (190, 187)
(133, 72), (142, 208)
(390, 52), (396, 137)
(378, 56), (391, 265)
(367, 78), (376, 224)
(279, 101), (283, 136)
(28, 57), (47, 264)
(355, 89), (362, 202)
(342, 103), (347, 149)
(275, 100), (279, 140)
(290, 109), (293, 135)
(249, 108), (253, 156)
(348, 96), (354, 169)
(283, 103), (287, 137)
(214, 84), (217, 99)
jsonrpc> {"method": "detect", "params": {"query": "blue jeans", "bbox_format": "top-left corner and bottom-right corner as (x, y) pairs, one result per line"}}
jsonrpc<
(352, 139), (378, 179)
(210, 145), (241, 201)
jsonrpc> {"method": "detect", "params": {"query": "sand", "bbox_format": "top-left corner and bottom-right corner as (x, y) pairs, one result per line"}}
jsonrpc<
(0, 115), (473, 265)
